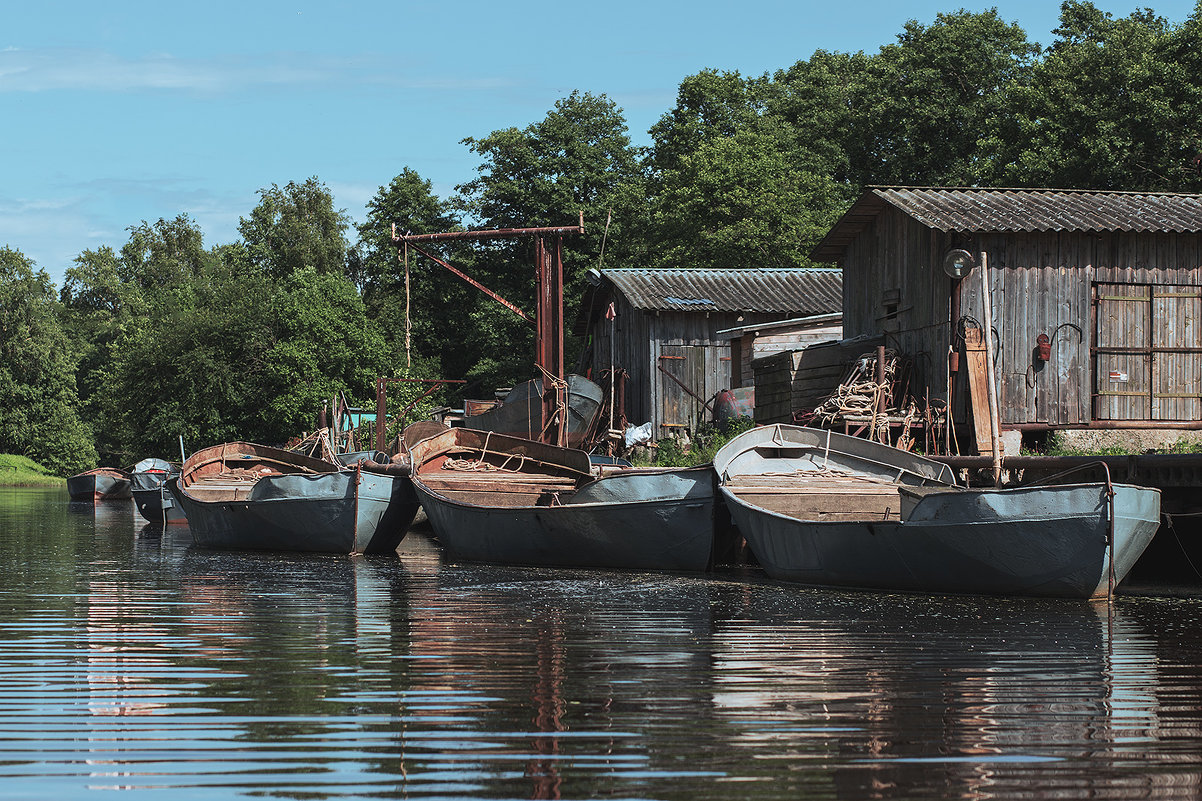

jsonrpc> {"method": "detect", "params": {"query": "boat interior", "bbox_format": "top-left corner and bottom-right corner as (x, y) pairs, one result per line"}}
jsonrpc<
(722, 443), (960, 523)
(414, 447), (588, 508)
(179, 445), (332, 503)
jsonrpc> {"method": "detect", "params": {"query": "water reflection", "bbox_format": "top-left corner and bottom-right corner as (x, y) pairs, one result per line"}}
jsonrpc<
(1, 487), (1202, 799)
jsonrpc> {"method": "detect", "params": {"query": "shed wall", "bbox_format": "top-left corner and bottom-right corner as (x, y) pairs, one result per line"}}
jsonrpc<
(588, 305), (783, 434)
(841, 219), (1202, 427)
(842, 206), (951, 403)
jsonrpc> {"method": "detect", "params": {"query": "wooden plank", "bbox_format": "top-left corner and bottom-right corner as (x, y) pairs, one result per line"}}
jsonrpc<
(963, 327), (994, 455)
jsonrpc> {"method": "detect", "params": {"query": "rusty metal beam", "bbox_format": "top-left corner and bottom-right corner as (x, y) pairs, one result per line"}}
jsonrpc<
(392, 213), (585, 244)
(403, 240), (534, 324)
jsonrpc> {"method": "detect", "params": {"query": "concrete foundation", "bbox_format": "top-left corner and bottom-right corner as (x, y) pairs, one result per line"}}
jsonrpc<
(1051, 428), (1202, 454)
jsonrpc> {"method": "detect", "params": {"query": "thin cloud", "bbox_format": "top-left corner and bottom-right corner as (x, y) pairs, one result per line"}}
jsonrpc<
(0, 47), (512, 94)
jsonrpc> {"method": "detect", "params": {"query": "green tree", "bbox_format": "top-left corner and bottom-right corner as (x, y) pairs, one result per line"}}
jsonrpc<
(0, 247), (96, 474)
(239, 177), (351, 279)
(120, 214), (209, 290)
(59, 246), (145, 461)
(984, 1), (1202, 190)
(107, 259), (388, 456)
(355, 168), (469, 382)
(652, 125), (847, 269)
(856, 8), (1038, 187)
(644, 69), (772, 180)
(769, 49), (873, 185)
(645, 66), (855, 268)
(456, 91), (645, 388)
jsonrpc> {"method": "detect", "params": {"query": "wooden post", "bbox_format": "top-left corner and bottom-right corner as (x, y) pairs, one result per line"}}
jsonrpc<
(965, 328), (992, 454)
(979, 251), (1002, 484)
(875, 344), (887, 443)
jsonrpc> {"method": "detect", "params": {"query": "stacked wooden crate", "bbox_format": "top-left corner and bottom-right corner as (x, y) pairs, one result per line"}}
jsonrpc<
(752, 337), (885, 424)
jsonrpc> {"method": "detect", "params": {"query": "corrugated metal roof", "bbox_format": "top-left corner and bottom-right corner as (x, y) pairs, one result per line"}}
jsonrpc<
(811, 187), (1202, 262)
(601, 268), (843, 315)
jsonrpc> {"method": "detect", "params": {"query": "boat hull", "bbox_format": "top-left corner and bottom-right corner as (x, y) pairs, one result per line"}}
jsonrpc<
(723, 477), (1161, 600)
(170, 469), (418, 555)
(414, 466), (716, 571)
(131, 472), (187, 525)
(462, 374), (603, 447)
(67, 469), (132, 501)
(714, 424), (1162, 599)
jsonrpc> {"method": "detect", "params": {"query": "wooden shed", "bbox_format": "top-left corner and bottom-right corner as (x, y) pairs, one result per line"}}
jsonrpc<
(716, 313), (844, 389)
(577, 268), (842, 436)
(811, 187), (1202, 440)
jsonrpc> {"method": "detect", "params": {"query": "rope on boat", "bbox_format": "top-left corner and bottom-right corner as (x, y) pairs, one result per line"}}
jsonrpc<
(536, 365), (571, 443)
(441, 432), (528, 473)
(1162, 513), (1202, 580)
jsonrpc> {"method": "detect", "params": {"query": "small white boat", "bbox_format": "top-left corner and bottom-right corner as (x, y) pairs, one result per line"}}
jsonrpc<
(713, 425), (1161, 600)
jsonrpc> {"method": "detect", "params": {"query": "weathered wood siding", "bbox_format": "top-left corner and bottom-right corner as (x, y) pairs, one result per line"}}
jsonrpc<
(841, 206), (951, 405)
(841, 225), (1202, 426)
(588, 294), (652, 426)
(588, 304), (784, 433)
(954, 231), (1202, 425)
(753, 337), (885, 424)
(841, 207), (1202, 426)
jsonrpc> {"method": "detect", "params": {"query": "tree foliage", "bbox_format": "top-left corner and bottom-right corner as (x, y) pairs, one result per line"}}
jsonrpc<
(238, 178), (351, 279)
(456, 91), (645, 389)
(984, 1), (1202, 190)
(0, 247), (96, 474)
(356, 168), (467, 383)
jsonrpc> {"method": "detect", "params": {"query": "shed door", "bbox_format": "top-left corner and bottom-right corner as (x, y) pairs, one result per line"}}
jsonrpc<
(658, 345), (728, 434)
(659, 346), (705, 433)
(1094, 283), (1202, 421)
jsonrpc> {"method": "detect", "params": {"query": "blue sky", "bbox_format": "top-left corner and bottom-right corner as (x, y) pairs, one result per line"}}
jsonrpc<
(4, 1), (1199, 286)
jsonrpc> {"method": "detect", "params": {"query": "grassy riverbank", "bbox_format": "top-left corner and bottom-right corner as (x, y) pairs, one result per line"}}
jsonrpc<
(0, 455), (65, 487)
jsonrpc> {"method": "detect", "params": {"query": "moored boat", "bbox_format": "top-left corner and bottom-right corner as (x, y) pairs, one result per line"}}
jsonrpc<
(713, 424), (1161, 600)
(169, 442), (418, 554)
(457, 374), (603, 448)
(130, 458), (186, 525)
(408, 427), (716, 571)
(67, 467), (133, 501)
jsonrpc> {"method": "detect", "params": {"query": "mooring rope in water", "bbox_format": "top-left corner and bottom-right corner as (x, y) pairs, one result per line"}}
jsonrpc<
(1161, 511), (1202, 580)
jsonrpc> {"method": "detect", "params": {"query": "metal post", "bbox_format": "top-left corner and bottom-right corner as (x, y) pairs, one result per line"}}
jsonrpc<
(375, 378), (387, 453)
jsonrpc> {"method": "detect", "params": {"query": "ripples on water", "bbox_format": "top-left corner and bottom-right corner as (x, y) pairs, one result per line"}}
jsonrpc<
(2, 487), (1202, 799)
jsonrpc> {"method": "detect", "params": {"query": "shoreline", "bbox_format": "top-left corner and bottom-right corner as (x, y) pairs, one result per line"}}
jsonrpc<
(0, 454), (66, 488)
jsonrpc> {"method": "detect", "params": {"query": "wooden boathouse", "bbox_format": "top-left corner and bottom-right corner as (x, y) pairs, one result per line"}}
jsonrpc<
(811, 187), (1202, 447)
(576, 267), (842, 437)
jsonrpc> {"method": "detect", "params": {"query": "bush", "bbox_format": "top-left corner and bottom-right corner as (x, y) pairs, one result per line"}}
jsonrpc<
(646, 416), (757, 467)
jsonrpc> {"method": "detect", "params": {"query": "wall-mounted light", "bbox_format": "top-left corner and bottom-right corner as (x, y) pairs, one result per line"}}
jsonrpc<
(942, 249), (975, 279)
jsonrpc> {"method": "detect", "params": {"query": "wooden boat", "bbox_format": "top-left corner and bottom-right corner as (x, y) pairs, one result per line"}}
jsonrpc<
(169, 442), (418, 554)
(67, 467), (132, 501)
(460, 374), (603, 447)
(712, 424), (1162, 600)
(407, 428), (716, 571)
(130, 458), (186, 525)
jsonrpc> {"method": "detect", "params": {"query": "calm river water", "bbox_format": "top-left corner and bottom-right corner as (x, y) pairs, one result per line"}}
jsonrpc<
(3, 487), (1202, 799)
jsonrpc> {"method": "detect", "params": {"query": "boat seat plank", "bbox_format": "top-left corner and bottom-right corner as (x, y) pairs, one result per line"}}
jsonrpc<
(183, 485), (256, 502)
(727, 474), (899, 493)
(729, 486), (902, 522)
